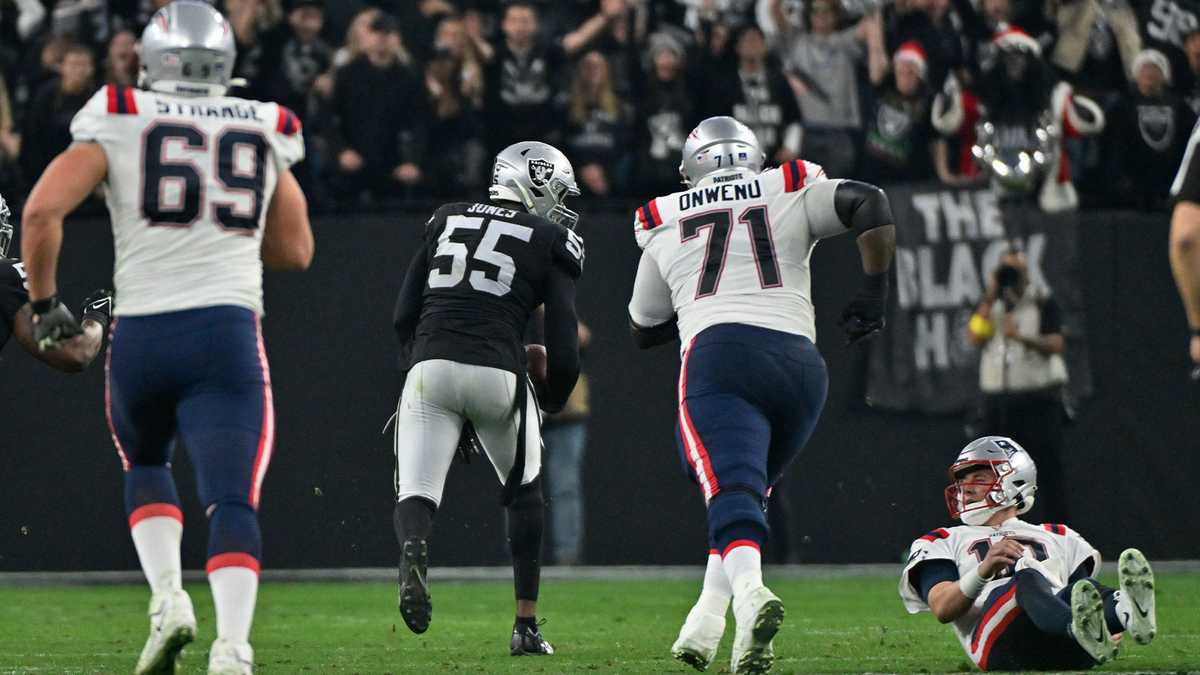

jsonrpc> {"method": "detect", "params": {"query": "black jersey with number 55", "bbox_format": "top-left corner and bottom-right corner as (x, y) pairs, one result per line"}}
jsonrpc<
(393, 201), (584, 380)
(0, 258), (30, 352)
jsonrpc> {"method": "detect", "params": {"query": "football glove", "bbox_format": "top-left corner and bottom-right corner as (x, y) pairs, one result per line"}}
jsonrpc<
(31, 296), (83, 352)
(840, 272), (889, 346)
(80, 288), (114, 326)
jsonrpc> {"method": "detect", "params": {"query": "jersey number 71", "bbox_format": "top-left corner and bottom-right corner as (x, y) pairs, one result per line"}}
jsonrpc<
(682, 206), (781, 297)
(140, 122), (268, 231)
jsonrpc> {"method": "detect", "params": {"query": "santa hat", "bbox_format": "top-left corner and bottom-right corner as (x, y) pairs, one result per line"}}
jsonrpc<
(1131, 48), (1172, 85)
(993, 27), (1041, 57)
(893, 41), (927, 80)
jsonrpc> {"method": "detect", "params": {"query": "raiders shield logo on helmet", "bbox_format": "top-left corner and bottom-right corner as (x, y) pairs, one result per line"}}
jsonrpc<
(527, 157), (554, 187)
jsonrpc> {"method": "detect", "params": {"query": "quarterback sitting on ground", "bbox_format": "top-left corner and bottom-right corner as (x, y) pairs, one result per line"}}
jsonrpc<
(899, 436), (1157, 671)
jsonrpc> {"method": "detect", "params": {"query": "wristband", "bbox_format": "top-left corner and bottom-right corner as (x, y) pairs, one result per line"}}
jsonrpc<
(30, 296), (58, 315)
(82, 309), (109, 326)
(958, 567), (993, 599)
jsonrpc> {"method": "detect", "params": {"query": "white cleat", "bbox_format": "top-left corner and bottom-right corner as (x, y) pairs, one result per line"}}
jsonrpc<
(1118, 548), (1157, 645)
(135, 589), (196, 675)
(1069, 580), (1119, 665)
(671, 604), (726, 671)
(207, 638), (254, 675)
(730, 586), (784, 675)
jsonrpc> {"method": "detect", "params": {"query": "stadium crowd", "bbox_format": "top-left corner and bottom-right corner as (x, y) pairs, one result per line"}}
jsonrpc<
(2, 0), (1200, 211)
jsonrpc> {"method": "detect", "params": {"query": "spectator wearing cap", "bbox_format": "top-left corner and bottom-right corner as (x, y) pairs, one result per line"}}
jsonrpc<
(882, 0), (956, 90)
(633, 30), (695, 195)
(771, 0), (878, 177)
(705, 24), (803, 167)
(861, 41), (937, 184)
(1106, 49), (1196, 211)
(561, 50), (633, 197)
(480, 1), (624, 155)
(327, 11), (428, 204)
(1045, 0), (1141, 103)
(20, 43), (96, 186)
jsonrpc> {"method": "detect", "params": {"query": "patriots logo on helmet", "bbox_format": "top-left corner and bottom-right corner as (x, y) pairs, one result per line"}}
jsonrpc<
(527, 158), (554, 187)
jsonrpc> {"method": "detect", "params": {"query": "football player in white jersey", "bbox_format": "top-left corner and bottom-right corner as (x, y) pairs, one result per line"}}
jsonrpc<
(627, 116), (896, 674)
(899, 436), (1158, 671)
(20, 3), (312, 674)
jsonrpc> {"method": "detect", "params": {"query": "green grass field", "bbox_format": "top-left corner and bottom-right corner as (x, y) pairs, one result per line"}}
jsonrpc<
(0, 573), (1196, 673)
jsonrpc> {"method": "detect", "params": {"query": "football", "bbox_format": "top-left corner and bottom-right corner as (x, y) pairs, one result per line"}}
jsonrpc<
(526, 343), (548, 388)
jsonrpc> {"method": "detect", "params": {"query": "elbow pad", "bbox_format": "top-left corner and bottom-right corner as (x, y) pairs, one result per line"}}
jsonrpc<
(834, 180), (893, 235)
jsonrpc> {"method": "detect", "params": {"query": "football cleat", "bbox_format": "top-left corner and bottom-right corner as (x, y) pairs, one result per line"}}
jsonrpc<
(1068, 580), (1119, 664)
(730, 586), (784, 674)
(207, 638), (254, 675)
(671, 603), (727, 671)
(1118, 548), (1156, 645)
(398, 537), (432, 634)
(510, 619), (555, 656)
(135, 589), (196, 675)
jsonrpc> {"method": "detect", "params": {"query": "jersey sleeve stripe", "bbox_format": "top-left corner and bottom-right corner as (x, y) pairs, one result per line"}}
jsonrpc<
(647, 198), (663, 227)
(106, 85), (118, 114)
(919, 528), (950, 542)
(1043, 523), (1067, 535)
(636, 206), (649, 229)
(123, 86), (138, 114)
(108, 85), (137, 115)
(782, 160), (796, 192)
(275, 107), (300, 136)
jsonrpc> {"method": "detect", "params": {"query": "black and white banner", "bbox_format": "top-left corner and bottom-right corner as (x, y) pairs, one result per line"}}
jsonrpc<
(865, 184), (1091, 414)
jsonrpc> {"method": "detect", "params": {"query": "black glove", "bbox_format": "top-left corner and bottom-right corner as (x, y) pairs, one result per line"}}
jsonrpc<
(840, 272), (889, 346)
(31, 296), (83, 352)
(80, 288), (114, 326)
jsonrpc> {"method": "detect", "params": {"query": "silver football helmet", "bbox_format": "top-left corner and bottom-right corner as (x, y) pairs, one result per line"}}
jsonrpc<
(944, 436), (1038, 526)
(489, 141), (581, 229)
(679, 116), (766, 187)
(139, 0), (237, 97)
(0, 193), (11, 258)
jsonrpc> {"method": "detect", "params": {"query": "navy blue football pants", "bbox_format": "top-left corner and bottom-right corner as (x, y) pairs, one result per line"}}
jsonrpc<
(107, 306), (272, 573)
(675, 323), (828, 554)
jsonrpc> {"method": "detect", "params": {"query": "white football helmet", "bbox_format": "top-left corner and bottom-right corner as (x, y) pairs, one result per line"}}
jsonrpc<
(139, 0), (237, 97)
(679, 116), (765, 187)
(489, 141), (581, 229)
(944, 436), (1038, 526)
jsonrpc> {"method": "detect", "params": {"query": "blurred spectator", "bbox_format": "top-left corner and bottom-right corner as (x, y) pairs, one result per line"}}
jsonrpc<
(1181, 29), (1200, 114)
(103, 29), (139, 86)
(883, 0), (956, 88)
(966, 249), (1069, 521)
(397, 0), (458, 61)
(20, 44), (96, 185)
(424, 13), (488, 197)
(633, 31), (694, 195)
(0, 73), (21, 194)
(327, 12), (427, 204)
(47, 0), (111, 54)
(227, 0), (285, 61)
(481, 1), (622, 154)
(710, 24), (802, 165)
(1045, 0), (1141, 103)
(542, 320), (592, 566)
(585, 0), (649, 98)
(562, 50), (632, 198)
(240, 0), (333, 121)
(861, 42), (937, 184)
(773, 0), (874, 177)
(1106, 49), (1196, 211)
(931, 75), (985, 186)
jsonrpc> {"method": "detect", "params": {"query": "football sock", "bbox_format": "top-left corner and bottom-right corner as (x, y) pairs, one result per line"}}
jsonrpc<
(696, 550), (732, 616)
(125, 466), (184, 596)
(1102, 586), (1126, 633)
(129, 504), (183, 595)
(722, 542), (764, 599)
(515, 615), (538, 628)
(208, 564), (259, 644)
(1014, 569), (1071, 637)
(393, 497), (436, 544)
(506, 478), (544, 603)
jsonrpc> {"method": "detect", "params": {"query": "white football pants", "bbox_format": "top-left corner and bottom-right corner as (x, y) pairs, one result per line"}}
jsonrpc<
(394, 359), (542, 506)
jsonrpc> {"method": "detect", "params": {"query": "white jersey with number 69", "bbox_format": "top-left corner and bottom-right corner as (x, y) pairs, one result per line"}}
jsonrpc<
(70, 84), (305, 317)
(630, 159), (854, 349)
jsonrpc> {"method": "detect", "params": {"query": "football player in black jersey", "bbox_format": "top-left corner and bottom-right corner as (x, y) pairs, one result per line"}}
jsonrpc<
(390, 141), (584, 655)
(0, 193), (110, 371)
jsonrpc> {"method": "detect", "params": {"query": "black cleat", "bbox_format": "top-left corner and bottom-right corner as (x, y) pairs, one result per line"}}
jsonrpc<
(398, 537), (431, 634)
(510, 619), (555, 656)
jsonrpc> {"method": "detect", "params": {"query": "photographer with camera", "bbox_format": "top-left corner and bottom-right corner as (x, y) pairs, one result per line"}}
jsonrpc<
(966, 248), (1070, 519)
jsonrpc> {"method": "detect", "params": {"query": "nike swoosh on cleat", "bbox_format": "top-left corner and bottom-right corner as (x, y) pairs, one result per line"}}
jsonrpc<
(1130, 596), (1150, 618)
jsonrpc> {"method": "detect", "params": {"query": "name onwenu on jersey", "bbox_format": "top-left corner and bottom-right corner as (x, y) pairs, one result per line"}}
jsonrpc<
(678, 180), (763, 211)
